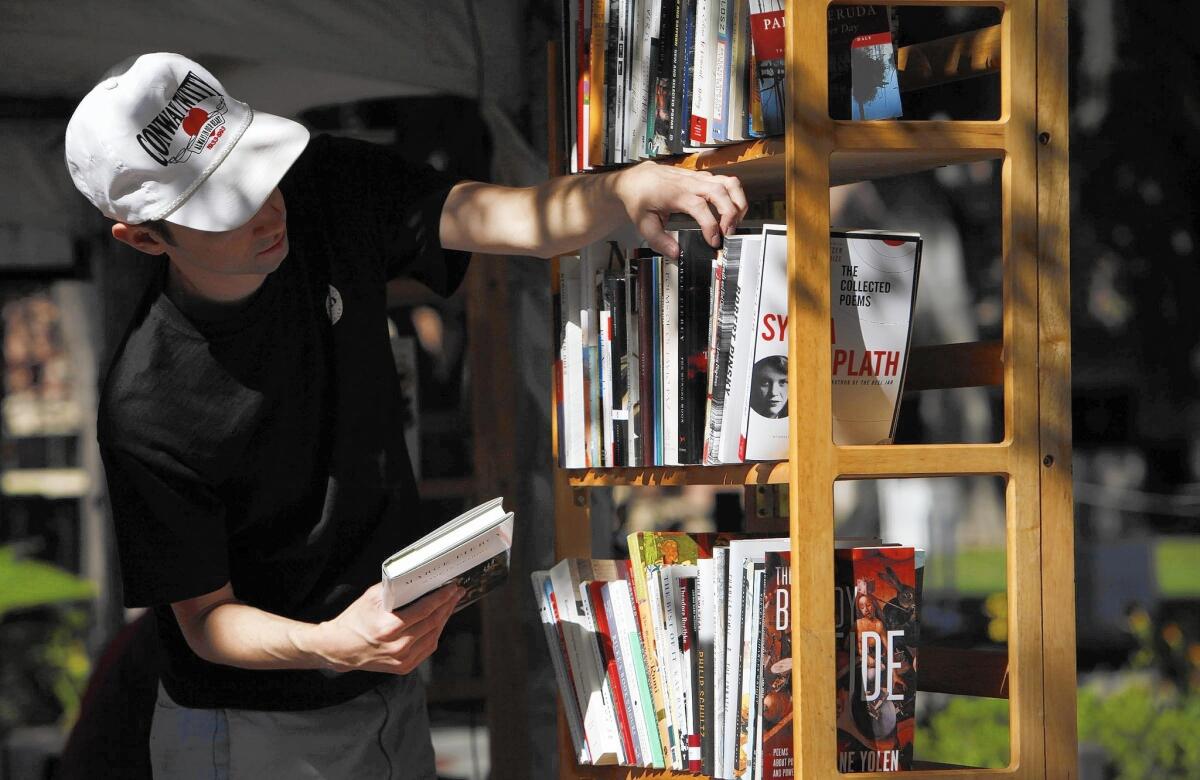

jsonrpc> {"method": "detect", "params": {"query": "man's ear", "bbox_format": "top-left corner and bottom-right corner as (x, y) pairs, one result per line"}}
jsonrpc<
(111, 223), (170, 256)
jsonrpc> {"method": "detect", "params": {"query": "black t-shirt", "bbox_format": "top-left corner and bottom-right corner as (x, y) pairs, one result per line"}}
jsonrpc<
(98, 135), (469, 711)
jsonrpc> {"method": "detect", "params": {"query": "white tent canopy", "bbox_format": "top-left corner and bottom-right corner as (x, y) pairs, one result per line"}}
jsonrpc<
(0, 0), (546, 263)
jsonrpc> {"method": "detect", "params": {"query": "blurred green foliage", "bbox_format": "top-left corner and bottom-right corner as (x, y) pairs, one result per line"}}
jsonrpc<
(0, 546), (93, 735)
(918, 606), (1200, 777)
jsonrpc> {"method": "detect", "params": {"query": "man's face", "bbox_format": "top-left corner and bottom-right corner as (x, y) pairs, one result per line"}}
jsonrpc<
(161, 187), (289, 278)
(754, 367), (788, 416)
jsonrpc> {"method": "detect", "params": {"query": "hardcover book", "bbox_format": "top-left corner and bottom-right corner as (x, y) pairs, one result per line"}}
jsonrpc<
(532, 571), (592, 764)
(748, 0), (785, 135)
(739, 225), (789, 461)
(678, 230), (716, 464)
(834, 546), (919, 773)
(760, 551), (794, 780)
(381, 497), (512, 611)
(827, 5), (902, 120)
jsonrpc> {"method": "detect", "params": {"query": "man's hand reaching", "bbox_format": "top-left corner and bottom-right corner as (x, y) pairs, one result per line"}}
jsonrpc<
(609, 161), (750, 260)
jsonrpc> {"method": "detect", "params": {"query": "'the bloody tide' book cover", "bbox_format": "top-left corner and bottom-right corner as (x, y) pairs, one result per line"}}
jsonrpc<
(834, 546), (919, 772)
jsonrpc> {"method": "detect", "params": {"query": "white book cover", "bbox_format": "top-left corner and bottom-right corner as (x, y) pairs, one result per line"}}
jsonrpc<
(740, 225), (789, 461)
(661, 254), (681, 466)
(580, 247), (604, 467)
(532, 571), (592, 764)
(688, 0), (719, 146)
(719, 233), (766, 464)
(712, 546), (729, 776)
(560, 257), (586, 468)
(830, 230), (922, 444)
(549, 559), (623, 765)
(721, 537), (788, 777)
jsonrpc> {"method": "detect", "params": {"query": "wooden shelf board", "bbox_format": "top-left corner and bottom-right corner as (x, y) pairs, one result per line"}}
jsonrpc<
(919, 646), (1010, 699)
(836, 443), (1010, 479)
(639, 132), (1002, 193)
(566, 461), (789, 487)
(906, 341), (1004, 392)
(559, 762), (996, 778)
(565, 443), (1010, 486)
(897, 24), (1002, 92)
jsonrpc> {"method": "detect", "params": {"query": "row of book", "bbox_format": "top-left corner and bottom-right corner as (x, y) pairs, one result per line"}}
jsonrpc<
(558, 0), (904, 171)
(554, 227), (922, 469)
(533, 532), (924, 776)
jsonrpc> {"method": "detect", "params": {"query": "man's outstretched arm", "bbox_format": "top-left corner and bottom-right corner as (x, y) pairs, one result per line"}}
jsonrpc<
(439, 161), (749, 260)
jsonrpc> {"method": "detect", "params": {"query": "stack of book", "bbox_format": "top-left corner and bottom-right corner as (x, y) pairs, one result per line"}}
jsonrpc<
(558, 1), (904, 172)
(554, 227), (922, 468)
(533, 532), (924, 775)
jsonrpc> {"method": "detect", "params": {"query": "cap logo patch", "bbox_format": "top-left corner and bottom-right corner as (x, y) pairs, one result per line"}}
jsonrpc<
(135, 71), (227, 167)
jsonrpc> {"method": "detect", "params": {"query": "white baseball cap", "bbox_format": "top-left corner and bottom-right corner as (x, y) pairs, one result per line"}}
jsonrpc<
(65, 53), (310, 232)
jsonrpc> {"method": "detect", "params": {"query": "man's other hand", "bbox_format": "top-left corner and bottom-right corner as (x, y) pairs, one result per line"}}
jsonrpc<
(610, 161), (749, 260)
(307, 583), (463, 675)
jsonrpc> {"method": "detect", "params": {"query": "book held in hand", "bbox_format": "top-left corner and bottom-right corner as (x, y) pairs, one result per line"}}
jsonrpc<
(381, 497), (513, 611)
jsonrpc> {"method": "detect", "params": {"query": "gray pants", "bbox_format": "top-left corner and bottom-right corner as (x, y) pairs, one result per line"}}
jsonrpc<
(149, 675), (436, 779)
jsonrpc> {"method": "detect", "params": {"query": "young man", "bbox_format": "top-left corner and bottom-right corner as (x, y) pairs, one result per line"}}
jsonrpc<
(66, 53), (747, 777)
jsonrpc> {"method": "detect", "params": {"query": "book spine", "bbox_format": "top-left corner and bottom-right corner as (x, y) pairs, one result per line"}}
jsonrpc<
(712, 546), (729, 774)
(660, 568), (688, 770)
(636, 252), (656, 466)
(629, 550), (676, 769)
(675, 0), (697, 152)
(720, 234), (763, 464)
(626, 254), (643, 466)
(711, 0), (731, 141)
(680, 576), (702, 773)
(701, 256), (723, 465)
(661, 254), (680, 465)
(750, 566), (767, 780)
(534, 572), (592, 764)
(706, 242), (742, 463)
(599, 284), (615, 467)
(590, 0), (608, 164)
(696, 559), (716, 774)
(614, 577), (665, 767)
(651, 0), (677, 156)
(609, 273), (630, 467)
(647, 565), (680, 767)
(651, 255), (664, 465)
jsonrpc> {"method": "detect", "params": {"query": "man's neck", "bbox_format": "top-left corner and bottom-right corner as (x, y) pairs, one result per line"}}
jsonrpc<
(166, 261), (267, 321)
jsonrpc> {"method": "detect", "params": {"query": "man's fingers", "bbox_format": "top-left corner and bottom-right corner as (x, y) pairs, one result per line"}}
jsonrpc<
(716, 175), (750, 220)
(679, 194), (721, 248)
(701, 182), (739, 236)
(637, 212), (679, 260)
(392, 583), (461, 624)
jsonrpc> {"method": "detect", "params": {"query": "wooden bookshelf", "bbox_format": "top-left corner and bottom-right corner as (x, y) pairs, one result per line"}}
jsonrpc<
(548, 1), (1074, 777)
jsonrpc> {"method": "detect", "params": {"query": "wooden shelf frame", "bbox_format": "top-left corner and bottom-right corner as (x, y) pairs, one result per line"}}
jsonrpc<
(548, 0), (1074, 776)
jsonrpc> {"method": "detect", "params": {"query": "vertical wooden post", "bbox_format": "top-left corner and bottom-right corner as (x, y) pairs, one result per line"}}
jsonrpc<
(786, 0), (837, 776)
(1037, 0), (1078, 774)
